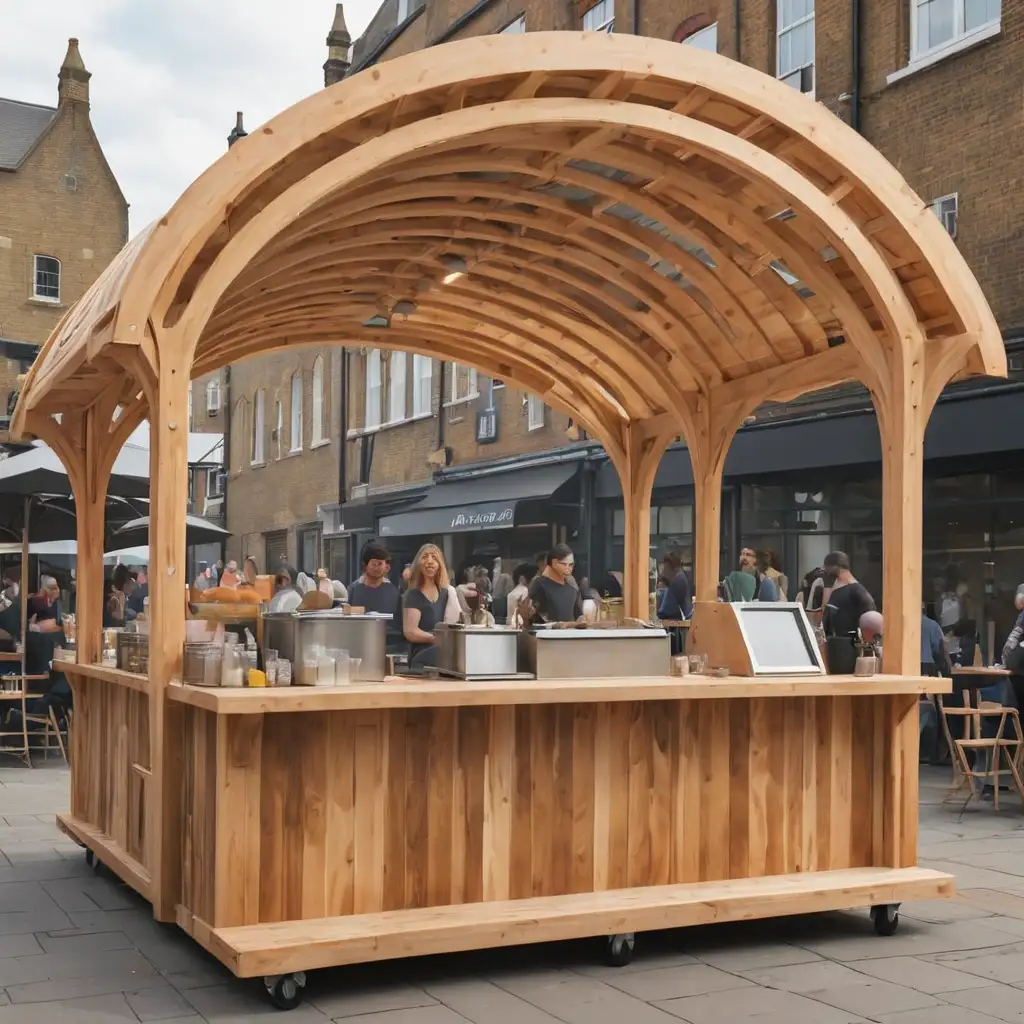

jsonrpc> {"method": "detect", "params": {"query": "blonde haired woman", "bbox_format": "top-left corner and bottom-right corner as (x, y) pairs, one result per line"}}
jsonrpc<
(402, 544), (461, 669)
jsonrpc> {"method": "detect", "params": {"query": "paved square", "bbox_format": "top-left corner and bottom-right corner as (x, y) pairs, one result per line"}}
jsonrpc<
(6, 761), (1024, 1022)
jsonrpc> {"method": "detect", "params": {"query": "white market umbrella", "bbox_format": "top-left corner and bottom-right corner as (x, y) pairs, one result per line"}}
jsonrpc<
(104, 545), (149, 566)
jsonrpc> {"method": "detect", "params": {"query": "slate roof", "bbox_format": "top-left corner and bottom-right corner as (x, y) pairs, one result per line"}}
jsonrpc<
(0, 97), (58, 171)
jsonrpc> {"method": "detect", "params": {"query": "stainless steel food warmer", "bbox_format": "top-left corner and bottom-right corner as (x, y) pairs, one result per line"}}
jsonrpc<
(433, 623), (521, 679)
(262, 611), (388, 682)
(519, 625), (670, 679)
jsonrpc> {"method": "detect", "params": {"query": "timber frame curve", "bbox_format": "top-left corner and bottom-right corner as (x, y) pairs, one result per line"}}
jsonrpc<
(11, 37), (1005, 886)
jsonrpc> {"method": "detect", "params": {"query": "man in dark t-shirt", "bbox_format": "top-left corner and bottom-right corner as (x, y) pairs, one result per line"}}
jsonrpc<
(821, 551), (875, 637)
(522, 545), (584, 625)
(347, 543), (400, 617)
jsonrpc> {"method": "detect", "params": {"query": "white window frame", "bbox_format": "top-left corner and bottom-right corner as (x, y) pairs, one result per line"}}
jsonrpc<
(251, 389), (265, 465)
(776, 0), (815, 95)
(187, 389), (194, 430)
(911, 0), (1001, 62)
(32, 254), (60, 302)
(365, 350), (382, 429)
(448, 363), (479, 405)
(389, 352), (407, 423)
(412, 354), (432, 416)
(928, 193), (959, 238)
(274, 399), (283, 460)
(683, 22), (717, 51)
(527, 394), (545, 431)
(500, 14), (526, 32)
(290, 372), (303, 452)
(206, 378), (221, 414)
(582, 0), (614, 33)
(311, 355), (326, 445)
(206, 467), (224, 499)
(397, 0), (410, 21)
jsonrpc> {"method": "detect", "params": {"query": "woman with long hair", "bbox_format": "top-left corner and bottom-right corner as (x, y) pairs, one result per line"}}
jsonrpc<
(402, 543), (460, 669)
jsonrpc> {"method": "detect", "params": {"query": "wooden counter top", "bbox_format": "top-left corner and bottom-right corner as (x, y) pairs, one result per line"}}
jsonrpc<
(64, 662), (149, 694)
(167, 673), (950, 714)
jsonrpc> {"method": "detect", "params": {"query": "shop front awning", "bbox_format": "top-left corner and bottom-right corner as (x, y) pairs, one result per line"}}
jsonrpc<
(377, 461), (578, 538)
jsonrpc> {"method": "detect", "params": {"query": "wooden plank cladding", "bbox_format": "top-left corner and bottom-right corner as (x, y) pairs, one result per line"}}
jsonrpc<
(184, 694), (918, 929)
(65, 671), (150, 869)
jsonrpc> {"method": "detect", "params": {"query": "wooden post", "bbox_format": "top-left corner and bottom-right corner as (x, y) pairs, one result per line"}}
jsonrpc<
(146, 345), (189, 922)
(616, 425), (677, 621)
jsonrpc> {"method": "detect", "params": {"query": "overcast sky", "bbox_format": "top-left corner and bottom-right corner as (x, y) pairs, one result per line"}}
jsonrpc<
(1, 1), (379, 236)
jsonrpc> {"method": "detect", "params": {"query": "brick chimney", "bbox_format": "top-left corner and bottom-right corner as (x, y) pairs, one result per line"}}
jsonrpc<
(324, 4), (352, 87)
(58, 38), (91, 107)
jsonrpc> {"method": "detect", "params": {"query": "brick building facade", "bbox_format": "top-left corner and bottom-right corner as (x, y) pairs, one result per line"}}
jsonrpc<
(217, 1), (1023, 609)
(0, 39), (128, 439)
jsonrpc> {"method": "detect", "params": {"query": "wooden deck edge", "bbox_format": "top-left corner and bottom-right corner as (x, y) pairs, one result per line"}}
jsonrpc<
(56, 812), (151, 900)
(183, 867), (955, 978)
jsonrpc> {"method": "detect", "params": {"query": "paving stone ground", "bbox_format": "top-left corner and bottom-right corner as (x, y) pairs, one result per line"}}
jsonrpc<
(6, 761), (1024, 1022)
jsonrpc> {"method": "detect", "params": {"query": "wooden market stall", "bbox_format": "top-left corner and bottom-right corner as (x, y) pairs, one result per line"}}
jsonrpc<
(12, 32), (1005, 1010)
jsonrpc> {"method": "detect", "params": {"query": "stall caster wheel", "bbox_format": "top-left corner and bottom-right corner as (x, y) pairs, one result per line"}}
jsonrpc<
(263, 972), (307, 1010)
(604, 933), (635, 967)
(870, 904), (900, 936)
(84, 849), (94, 867)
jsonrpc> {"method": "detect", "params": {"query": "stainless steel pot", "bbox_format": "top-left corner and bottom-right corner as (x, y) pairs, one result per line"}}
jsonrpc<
(433, 624), (520, 679)
(519, 626), (670, 679)
(262, 611), (388, 682)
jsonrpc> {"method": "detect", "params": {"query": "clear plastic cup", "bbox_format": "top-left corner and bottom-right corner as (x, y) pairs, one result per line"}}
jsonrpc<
(329, 649), (350, 685)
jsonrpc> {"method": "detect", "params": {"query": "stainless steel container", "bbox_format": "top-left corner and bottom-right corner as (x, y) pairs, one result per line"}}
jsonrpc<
(182, 642), (223, 687)
(434, 624), (520, 679)
(262, 611), (388, 682)
(519, 627), (670, 679)
(116, 632), (149, 674)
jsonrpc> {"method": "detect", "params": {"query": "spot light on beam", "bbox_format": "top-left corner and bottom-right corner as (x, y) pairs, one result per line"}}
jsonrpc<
(441, 255), (467, 285)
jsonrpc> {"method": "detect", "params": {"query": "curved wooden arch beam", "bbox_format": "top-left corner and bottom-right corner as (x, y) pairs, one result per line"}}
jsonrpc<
(172, 97), (915, 416)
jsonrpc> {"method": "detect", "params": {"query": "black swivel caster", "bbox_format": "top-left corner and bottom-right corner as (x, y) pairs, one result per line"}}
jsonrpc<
(84, 849), (94, 867)
(870, 904), (900, 936)
(604, 932), (635, 966)
(263, 972), (306, 1010)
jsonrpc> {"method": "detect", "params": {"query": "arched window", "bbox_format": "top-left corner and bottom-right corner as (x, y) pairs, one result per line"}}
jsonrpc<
(32, 254), (61, 302)
(389, 352), (407, 423)
(673, 13), (715, 44)
(290, 372), (303, 451)
(365, 350), (382, 429)
(251, 389), (265, 465)
(312, 355), (327, 444)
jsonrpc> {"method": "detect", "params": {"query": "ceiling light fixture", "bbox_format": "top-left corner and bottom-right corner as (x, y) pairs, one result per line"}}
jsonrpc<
(440, 254), (467, 285)
(362, 314), (390, 329)
(392, 300), (417, 316)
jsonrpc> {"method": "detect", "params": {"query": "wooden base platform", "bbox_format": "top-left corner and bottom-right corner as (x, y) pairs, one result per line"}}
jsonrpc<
(179, 867), (954, 977)
(57, 811), (151, 899)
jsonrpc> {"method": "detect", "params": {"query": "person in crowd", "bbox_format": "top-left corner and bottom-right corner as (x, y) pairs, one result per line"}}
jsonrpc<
(797, 566), (826, 612)
(491, 571), (514, 623)
(402, 544), (461, 669)
(194, 562), (210, 592)
(657, 550), (692, 621)
(128, 568), (148, 616)
(348, 543), (400, 615)
(758, 549), (788, 601)
(268, 566), (303, 613)
(0, 575), (18, 613)
(821, 551), (875, 638)
(922, 607), (951, 677)
(722, 547), (778, 602)
(27, 575), (63, 633)
(505, 564), (534, 628)
(220, 560), (240, 587)
(519, 544), (584, 625)
(104, 566), (134, 628)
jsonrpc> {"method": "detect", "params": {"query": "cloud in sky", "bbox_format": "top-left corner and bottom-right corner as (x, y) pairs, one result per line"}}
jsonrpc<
(0, 0), (379, 237)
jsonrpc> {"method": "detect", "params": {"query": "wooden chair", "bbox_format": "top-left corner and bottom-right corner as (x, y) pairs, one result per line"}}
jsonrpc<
(949, 701), (1024, 814)
(24, 705), (68, 764)
(0, 674), (50, 768)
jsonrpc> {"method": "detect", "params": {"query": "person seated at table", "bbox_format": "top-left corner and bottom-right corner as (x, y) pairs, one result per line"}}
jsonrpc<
(28, 576), (63, 634)
(402, 544), (461, 670)
(519, 545), (584, 626)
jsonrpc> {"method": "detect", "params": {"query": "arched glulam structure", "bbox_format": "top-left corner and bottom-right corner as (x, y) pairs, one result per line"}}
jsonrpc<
(14, 34), (1003, 925)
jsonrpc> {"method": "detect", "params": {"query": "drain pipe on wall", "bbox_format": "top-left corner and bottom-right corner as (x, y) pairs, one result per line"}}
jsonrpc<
(632, 0), (642, 35)
(734, 0), (742, 63)
(851, 0), (863, 132)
